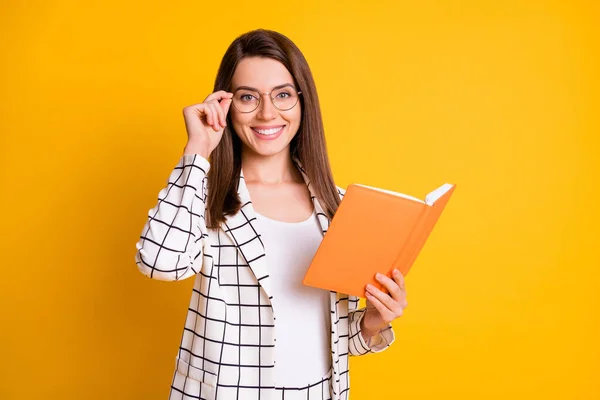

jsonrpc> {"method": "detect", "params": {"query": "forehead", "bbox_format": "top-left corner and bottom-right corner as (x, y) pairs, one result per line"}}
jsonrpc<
(231, 57), (295, 90)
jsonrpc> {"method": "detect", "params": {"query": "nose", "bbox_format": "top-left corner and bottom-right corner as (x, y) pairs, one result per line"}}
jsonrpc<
(256, 93), (277, 120)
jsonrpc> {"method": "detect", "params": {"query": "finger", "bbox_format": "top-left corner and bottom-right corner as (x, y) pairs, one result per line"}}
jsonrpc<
(392, 269), (406, 291)
(208, 102), (223, 130)
(375, 273), (403, 300)
(366, 284), (397, 312)
(220, 98), (233, 119)
(211, 108), (221, 131)
(204, 106), (213, 127)
(204, 90), (233, 103)
(190, 104), (211, 126)
(365, 291), (395, 323)
(211, 101), (227, 128)
(208, 105), (222, 131)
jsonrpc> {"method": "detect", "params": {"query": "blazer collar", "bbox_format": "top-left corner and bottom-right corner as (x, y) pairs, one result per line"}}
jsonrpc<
(221, 158), (331, 303)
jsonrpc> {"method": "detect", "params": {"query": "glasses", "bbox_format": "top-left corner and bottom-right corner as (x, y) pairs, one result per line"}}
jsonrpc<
(231, 84), (302, 113)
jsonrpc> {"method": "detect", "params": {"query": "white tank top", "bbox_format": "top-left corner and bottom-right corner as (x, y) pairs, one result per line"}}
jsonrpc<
(255, 210), (332, 387)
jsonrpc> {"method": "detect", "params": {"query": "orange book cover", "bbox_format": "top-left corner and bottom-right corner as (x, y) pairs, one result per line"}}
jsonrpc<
(303, 183), (456, 298)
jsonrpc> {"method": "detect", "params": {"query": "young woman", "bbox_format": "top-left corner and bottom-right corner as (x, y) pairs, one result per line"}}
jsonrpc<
(135, 29), (408, 400)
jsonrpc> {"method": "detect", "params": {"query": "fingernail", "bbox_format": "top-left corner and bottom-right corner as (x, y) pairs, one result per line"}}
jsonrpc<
(393, 269), (400, 276)
(366, 284), (374, 291)
(376, 273), (383, 281)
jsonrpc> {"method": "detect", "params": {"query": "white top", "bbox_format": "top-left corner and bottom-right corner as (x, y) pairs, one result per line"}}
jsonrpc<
(255, 210), (332, 387)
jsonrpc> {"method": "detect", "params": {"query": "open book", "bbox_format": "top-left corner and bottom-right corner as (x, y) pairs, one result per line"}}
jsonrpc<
(303, 183), (455, 298)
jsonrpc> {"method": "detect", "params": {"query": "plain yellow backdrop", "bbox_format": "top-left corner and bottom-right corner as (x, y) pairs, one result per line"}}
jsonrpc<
(1, 0), (598, 399)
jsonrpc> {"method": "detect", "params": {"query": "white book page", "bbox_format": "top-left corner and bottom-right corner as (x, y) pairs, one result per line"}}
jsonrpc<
(425, 183), (454, 205)
(354, 184), (425, 203)
(353, 183), (453, 206)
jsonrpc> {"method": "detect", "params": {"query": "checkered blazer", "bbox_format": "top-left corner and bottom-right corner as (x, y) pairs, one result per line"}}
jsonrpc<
(135, 154), (395, 400)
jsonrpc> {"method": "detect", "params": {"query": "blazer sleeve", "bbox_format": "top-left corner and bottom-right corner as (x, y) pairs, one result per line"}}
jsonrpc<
(134, 154), (211, 281)
(348, 297), (396, 356)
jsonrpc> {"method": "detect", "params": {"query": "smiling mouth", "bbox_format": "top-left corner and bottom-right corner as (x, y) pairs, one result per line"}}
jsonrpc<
(251, 126), (285, 136)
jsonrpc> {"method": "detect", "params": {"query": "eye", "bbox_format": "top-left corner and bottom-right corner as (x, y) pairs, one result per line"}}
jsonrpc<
(275, 91), (291, 99)
(240, 93), (257, 102)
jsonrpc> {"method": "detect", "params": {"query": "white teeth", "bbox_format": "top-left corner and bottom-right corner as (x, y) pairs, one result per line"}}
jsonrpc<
(254, 127), (283, 136)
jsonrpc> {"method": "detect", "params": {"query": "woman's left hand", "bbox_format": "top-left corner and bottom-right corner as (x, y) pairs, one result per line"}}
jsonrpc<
(361, 269), (408, 339)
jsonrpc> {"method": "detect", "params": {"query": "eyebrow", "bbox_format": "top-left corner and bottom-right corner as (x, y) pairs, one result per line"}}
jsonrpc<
(232, 83), (296, 92)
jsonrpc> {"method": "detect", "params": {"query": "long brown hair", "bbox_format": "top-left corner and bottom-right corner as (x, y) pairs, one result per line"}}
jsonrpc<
(206, 29), (340, 229)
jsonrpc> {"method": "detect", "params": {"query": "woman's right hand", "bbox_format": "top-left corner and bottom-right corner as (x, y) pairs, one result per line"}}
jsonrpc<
(182, 90), (233, 158)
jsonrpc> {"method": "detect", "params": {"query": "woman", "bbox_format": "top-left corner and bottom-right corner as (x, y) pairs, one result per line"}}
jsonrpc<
(135, 29), (408, 400)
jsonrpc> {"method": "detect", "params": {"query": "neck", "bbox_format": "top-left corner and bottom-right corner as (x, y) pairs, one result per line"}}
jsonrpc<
(241, 148), (301, 185)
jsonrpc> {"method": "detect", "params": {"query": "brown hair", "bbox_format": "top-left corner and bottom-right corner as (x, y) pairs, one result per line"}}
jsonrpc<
(206, 29), (340, 228)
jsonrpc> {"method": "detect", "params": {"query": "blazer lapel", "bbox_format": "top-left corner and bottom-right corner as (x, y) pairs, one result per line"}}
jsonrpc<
(294, 159), (332, 235)
(222, 172), (273, 302)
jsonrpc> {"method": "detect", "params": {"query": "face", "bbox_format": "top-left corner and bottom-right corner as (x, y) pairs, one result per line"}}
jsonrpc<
(229, 57), (302, 157)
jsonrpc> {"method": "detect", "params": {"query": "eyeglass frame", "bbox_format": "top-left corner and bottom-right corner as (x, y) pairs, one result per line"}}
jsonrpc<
(230, 83), (302, 113)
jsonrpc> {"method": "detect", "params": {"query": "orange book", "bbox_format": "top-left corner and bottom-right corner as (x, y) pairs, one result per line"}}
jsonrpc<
(303, 183), (456, 298)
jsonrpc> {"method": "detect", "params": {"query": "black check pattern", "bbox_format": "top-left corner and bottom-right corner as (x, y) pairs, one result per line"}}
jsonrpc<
(135, 154), (395, 400)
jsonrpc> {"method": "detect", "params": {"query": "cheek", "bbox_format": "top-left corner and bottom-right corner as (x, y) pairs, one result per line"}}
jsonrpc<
(288, 108), (302, 130)
(230, 112), (251, 135)
(230, 111), (242, 127)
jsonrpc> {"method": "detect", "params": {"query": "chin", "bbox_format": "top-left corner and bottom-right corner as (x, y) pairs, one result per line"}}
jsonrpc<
(246, 142), (292, 157)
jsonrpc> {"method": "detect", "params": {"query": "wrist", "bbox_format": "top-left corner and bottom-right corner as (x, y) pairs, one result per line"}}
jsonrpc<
(183, 141), (211, 159)
(360, 309), (386, 338)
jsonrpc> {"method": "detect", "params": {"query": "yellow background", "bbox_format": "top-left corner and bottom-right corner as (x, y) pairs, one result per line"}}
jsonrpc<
(1, 0), (598, 398)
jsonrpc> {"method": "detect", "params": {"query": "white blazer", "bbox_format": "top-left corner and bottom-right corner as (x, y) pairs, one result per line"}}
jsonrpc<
(135, 154), (395, 400)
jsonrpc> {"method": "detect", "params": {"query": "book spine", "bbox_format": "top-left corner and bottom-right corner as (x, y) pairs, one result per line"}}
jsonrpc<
(390, 205), (430, 278)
